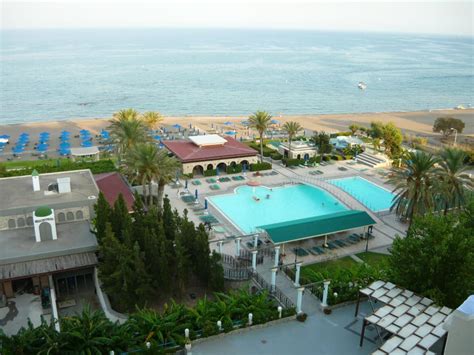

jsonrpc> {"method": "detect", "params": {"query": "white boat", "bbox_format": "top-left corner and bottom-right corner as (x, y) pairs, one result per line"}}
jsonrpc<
(358, 82), (367, 90)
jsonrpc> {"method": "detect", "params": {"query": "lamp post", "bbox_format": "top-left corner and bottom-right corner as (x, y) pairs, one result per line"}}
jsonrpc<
(451, 128), (458, 146)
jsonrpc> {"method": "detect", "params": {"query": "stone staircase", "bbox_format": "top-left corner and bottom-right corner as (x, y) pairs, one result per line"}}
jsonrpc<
(356, 152), (389, 168)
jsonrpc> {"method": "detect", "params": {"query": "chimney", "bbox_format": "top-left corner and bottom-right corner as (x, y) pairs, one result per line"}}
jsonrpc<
(57, 177), (71, 193)
(32, 169), (40, 191)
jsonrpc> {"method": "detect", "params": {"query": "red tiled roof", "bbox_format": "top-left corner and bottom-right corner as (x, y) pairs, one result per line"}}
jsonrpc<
(163, 136), (257, 163)
(94, 172), (135, 212)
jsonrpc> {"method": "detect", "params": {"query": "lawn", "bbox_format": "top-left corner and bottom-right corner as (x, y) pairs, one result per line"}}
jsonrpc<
(356, 252), (389, 268)
(301, 256), (358, 278)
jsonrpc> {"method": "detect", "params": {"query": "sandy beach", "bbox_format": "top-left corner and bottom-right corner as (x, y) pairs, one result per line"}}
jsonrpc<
(0, 109), (472, 161)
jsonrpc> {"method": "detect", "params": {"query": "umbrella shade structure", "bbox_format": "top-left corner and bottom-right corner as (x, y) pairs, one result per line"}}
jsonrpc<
(224, 131), (236, 135)
(59, 148), (71, 156)
(81, 141), (93, 147)
(154, 135), (161, 140)
(241, 120), (249, 126)
(39, 132), (50, 137)
(0, 134), (10, 139)
(19, 132), (29, 138)
(37, 143), (48, 152)
(59, 142), (71, 149)
(100, 130), (110, 139)
(224, 121), (233, 125)
(79, 129), (90, 135)
(172, 124), (181, 129)
(12, 146), (24, 154)
(0, 138), (9, 144)
(271, 119), (279, 124)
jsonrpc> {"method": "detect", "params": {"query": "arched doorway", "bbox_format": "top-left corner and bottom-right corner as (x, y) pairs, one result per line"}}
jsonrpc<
(297, 154), (301, 160)
(58, 212), (66, 222)
(66, 212), (74, 221)
(230, 161), (237, 168)
(192, 165), (204, 176)
(206, 164), (214, 171)
(241, 160), (249, 172)
(76, 210), (84, 220)
(216, 162), (227, 174)
(304, 153), (310, 161)
(39, 222), (53, 241)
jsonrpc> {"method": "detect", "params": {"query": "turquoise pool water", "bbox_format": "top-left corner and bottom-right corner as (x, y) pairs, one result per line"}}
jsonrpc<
(208, 184), (347, 234)
(328, 176), (395, 212)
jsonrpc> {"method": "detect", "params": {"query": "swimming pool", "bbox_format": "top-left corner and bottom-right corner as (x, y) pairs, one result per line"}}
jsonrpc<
(327, 176), (395, 212)
(208, 184), (347, 234)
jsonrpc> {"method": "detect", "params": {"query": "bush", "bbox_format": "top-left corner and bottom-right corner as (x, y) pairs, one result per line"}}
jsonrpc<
(0, 159), (116, 177)
(226, 165), (243, 174)
(283, 158), (305, 167)
(322, 155), (330, 162)
(250, 162), (272, 171)
(345, 155), (353, 160)
(270, 152), (283, 160)
(204, 169), (217, 176)
(246, 142), (273, 156)
(182, 173), (193, 179)
(310, 155), (322, 164)
(331, 155), (344, 161)
(296, 313), (307, 322)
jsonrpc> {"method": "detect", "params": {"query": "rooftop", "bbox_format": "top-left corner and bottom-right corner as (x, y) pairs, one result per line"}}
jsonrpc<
(94, 172), (135, 211)
(280, 140), (317, 151)
(0, 170), (99, 216)
(189, 134), (227, 147)
(163, 136), (257, 163)
(0, 220), (98, 266)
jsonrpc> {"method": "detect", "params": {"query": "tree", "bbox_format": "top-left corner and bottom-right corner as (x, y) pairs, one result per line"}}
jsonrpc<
(282, 121), (302, 152)
(208, 251), (225, 291)
(388, 213), (474, 308)
(381, 122), (403, 157)
(369, 121), (384, 139)
(142, 111), (163, 131)
(348, 124), (359, 135)
(311, 131), (332, 155)
(155, 151), (181, 211)
(388, 151), (439, 227)
(248, 111), (272, 162)
(437, 148), (473, 214)
(109, 109), (149, 159)
(433, 117), (465, 138)
(110, 194), (132, 243)
(93, 192), (111, 242)
(372, 138), (381, 151)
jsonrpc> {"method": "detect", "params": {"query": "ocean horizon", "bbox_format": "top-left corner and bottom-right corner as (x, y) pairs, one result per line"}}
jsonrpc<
(0, 28), (473, 124)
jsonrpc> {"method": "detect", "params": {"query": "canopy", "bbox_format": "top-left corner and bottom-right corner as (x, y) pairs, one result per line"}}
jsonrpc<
(258, 210), (376, 245)
(71, 146), (99, 156)
(224, 121), (233, 125)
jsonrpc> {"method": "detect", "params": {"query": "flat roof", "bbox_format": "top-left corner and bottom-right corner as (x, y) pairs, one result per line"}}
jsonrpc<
(258, 210), (376, 244)
(163, 136), (257, 163)
(0, 221), (98, 266)
(70, 146), (100, 156)
(0, 170), (99, 216)
(189, 134), (227, 147)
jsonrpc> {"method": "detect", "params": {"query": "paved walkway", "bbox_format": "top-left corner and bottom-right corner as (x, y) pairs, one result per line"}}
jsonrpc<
(192, 300), (380, 355)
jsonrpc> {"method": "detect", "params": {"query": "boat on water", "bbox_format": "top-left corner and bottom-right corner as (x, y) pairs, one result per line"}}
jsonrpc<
(358, 82), (367, 90)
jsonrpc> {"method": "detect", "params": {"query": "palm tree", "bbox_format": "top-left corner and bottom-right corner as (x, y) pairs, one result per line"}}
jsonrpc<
(437, 148), (473, 214)
(109, 109), (149, 159)
(125, 143), (162, 206)
(388, 150), (440, 227)
(248, 111), (272, 162)
(155, 151), (181, 210)
(142, 111), (163, 131)
(282, 121), (302, 154)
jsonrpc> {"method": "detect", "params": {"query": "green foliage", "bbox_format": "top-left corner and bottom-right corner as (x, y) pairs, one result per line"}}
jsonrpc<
(93, 192), (112, 242)
(226, 164), (243, 174)
(348, 124), (360, 135)
(204, 168), (217, 176)
(433, 116), (465, 137)
(270, 152), (283, 160)
(311, 131), (332, 154)
(283, 158), (305, 166)
(0, 159), (116, 178)
(248, 111), (272, 162)
(249, 162), (272, 171)
(388, 212), (474, 308)
(331, 155), (344, 161)
(247, 142), (274, 156)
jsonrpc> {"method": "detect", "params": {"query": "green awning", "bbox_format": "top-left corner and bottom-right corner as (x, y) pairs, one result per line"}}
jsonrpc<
(258, 210), (376, 245)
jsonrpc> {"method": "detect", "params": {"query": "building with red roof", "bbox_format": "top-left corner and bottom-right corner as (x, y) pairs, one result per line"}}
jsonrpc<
(163, 134), (258, 175)
(94, 172), (135, 212)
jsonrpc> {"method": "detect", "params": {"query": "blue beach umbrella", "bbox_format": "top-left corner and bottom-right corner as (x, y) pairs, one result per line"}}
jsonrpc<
(154, 135), (161, 140)
(0, 134), (10, 139)
(100, 130), (110, 139)
(225, 131), (236, 136)
(12, 146), (24, 154)
(80, 129), (89, 134)
(172, 124), (181, 129)
(39, 131), (50, 136)
(59, 142), (70, 149)
(37, 144), (48, 153)
(19, 132), (29, 137)
(59, 148), (71, 156)
(224, 121), (233, 126)
(241, 120), (249, 126)
(81, 141), (93, 147)
(271, 119), (279, 125)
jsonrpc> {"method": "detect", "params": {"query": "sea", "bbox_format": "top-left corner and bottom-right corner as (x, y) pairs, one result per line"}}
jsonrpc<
(0, 28), (473, 124)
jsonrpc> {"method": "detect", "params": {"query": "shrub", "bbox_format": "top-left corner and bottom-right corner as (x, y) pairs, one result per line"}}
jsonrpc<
(283, 158), (305, 167)
(250, 162), (272, 171)
(182, 173), (193, 179)
(204, 169), (217, 176)
(0, 159), (116, 177)
(345, 155), (353, 160)
(270, 152), (283, 160)
(296, 313), (307, 322)
(331, 155), (344, 161)
(226, 165), (243, 174)
(322, 155), (330, 162)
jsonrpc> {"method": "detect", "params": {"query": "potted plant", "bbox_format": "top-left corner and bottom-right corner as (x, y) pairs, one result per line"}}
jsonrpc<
(323, 308), (332, 315)
(296, 312), (307, 322)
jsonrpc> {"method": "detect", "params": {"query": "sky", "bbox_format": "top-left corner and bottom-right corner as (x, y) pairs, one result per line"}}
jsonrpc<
(1, 0), (473, 36)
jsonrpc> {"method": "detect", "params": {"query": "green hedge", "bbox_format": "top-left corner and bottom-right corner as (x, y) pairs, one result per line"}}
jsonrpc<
(322, 155), (331, 162)
(247, 142), (274, 157)
(270, 152), (283, 160)
(331, 155), (344, 161)
(226, 165), (243, 174)
(204, 169), (217, 177)
(250, 162), (272, 171)
(0, 159), (116, 177)
(283, 158), (305, 167)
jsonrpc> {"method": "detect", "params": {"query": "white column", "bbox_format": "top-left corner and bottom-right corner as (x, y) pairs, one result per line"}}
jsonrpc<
(322, 280), (330, 307)
(296, 287), (305, 314)
(217, 241), (223, 254)
(254, 235), (259, 248)
(294, 262), (303, 287)
(274, 246), (280, 267)
(271, 267), (277, 292)
(236, 237), (241, 256)
(48, 275), (60, 332)
(251, 250), (258, 271)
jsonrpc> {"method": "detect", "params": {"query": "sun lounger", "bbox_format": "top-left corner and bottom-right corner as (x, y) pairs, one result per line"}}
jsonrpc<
(181, 195), (196, 203)
(333, 239), (349, 247)
(206, 178), (217, 183)
(200, 215), (219, 224)
(326, 241), (338, 250)
(192, 180), (202, 185)
(312, 246), (326, 255)
(209, 184), (220, 190)
(293, 247), (309, 257)
(212, 225), (229, 234)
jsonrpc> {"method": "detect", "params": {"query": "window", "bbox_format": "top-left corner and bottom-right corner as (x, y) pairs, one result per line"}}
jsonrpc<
(58, 212), (66, 222)
(66, 212), (74, 221)
(75, 210), (84, 220)
(17, 217), (26, 228)
(26, 216), (33, 226)
(8, 219), (16, 229)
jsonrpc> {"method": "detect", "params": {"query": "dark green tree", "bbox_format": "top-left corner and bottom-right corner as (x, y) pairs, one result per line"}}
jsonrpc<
(110, 194), (132, 242)
(388, 213), (474, 308)
(208, 251), (225, 291)
(162, 195), (176, 241)
(433, 116), (465, 138)
(93, 192), (111, 242)
(194, 224), (211, 284)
